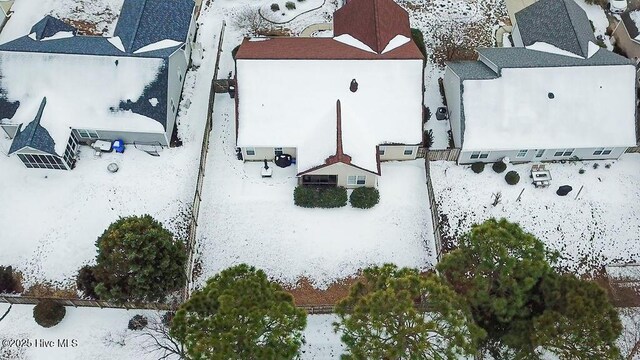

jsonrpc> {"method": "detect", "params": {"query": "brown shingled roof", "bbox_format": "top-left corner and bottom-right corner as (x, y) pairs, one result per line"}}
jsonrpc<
(334, 0), (412, 53)
(235, 37), (423, 60)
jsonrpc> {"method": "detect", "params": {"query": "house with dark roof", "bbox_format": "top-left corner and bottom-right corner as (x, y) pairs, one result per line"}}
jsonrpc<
(0, 0), (196, 170)
(444, 0), (636, 165)
(234, 0), (424, 188)
(612, 10), (640, 60)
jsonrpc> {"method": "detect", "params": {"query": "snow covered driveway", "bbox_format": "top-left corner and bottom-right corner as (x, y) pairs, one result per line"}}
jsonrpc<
(431, 156), (640, 274)
(195, 96), (436, 289)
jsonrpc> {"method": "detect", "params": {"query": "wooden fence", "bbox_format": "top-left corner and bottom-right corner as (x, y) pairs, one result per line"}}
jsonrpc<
(0, 295), (177, 310)
(425, 148), (461, 161)
(182, 21), (227, 302)
(424, 157), (444, 261)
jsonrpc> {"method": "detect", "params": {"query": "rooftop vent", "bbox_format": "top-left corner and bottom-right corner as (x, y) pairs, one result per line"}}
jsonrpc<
(350, 79), (358, 93)
(548, 92), (554, 99)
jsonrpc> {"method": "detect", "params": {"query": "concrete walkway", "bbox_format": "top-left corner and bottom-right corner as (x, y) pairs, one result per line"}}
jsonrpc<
(300, 23), (333, 37)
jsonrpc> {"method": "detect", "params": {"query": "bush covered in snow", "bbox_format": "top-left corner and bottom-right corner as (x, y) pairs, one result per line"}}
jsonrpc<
(471, 163), (485, 174)
(128, 314), (149, 331)
(424, 129), (434, 149)
(294, 186), (347, 208)
(0, 266), (21, 294)
(271, 3), (280, 11)
(492, 161), (507, 173)
(350, 187), (380, 209)
(505, 171), (520, 185)
(92, 215), (187, 303)
(33, 300), (66, 328)
(285, 1), (296, 9)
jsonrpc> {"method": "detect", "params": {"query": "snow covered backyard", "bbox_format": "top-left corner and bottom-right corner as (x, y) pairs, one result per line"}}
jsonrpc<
(431, 155), (640, 274)
(195, 97), (435, 290)
(0, 303), (344, 359)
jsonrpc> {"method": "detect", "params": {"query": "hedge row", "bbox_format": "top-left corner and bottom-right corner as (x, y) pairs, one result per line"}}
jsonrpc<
(294, 186), (348, 208)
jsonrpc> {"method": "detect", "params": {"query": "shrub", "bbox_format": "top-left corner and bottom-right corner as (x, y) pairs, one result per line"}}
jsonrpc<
(605, 163), (612, 169)
(128, 314), (149, 331)
(294, 186), (347, 208)
(424, 129), (434, 149)
(438, 78), (447, 106)
(92, 215), (187, 303)
(423, 106), (432, 123)
(447, 130), (455, 149)
(76, 265), (99, 299)
(411, 28), (427, 67)
(0, 266), (20, 294)
(492, 161), (507, 173)
(231, 45), (241, 60)
(505, 171), (520, 185)
(350, 187), (380, 209)
(270, 3), (280, 11)
(578, 168), (585, 174)
(593, 163), (600, 169)
(285, 1), (295, 9)
(471, 162), (485, 174)
(33, 300), (66, 328)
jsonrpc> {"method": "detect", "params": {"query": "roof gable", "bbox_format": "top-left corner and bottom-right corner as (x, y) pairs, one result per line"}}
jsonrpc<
(515, 0), (594, 57)
(114, 0), (194, 53)
(30, 15), (77, 40)
(9, 97), (58, 155)
(334, 0), (411, 53)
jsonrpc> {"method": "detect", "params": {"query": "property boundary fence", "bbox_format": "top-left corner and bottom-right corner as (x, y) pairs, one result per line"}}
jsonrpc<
(182, 21), (227, 302)
(0, 295), (177, 310)
(424, 155), (444, 261)
(425, 148), (460, 161)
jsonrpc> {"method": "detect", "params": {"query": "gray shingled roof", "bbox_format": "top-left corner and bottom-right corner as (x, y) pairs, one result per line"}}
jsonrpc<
(515, 0), (595, 57)
(478, 47), (632, 72)
(621, 11), (640, 40)
(446, 61), (498, 80)
(9, 98), (58, 155)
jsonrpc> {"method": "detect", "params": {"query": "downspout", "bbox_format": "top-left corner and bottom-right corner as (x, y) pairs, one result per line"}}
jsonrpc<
(495, 25), (514, 47)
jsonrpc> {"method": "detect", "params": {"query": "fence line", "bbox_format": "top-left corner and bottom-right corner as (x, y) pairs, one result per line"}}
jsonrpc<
(182, 21), (226, 302)
(424, 148), (460, 162)
(424, 155), (444, 261)
(0, 295), (177, 310)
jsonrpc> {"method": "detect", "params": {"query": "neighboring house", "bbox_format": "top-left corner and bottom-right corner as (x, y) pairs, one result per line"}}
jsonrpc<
(613, 11), (640, 60)
(0, 0), (197, 170)
(444, 0), (636, 165)
(234, 0), (424, 188)
(0, 1), (13, 31)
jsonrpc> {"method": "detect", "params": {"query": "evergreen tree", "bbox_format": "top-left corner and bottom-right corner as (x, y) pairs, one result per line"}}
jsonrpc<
(437, 218), (622, 359)
(170, 264), (307, 360)
(91, 215), (187, 303)
(334, 264), (483, 359)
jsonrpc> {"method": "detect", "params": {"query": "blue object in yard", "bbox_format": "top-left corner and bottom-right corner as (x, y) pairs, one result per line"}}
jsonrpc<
(291, 157), (296, 164)
(112, 139), (125, 153)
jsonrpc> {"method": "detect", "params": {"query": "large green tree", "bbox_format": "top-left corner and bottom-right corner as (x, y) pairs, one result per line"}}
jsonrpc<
(334, 264), (483, 359)
(170, 264), (307, 360)
(437, 218), (622, 359)
(91, 215), (187, 303)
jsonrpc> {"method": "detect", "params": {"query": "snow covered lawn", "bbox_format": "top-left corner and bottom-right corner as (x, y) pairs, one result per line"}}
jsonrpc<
(195, 96), (435, 289)
(431, 155), (640, 274)
(0, 304), (345, 360)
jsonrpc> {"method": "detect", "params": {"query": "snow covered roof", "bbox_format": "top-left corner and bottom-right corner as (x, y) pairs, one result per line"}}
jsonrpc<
(236, 59), (423, 174)
(114, 0), (194, 53)
(515, 0), (594, 57)
(333, 0), (412, 54)
(461, 65), (637, 151)
(30, 16), (76, 40)
(0, 51), (167, 156)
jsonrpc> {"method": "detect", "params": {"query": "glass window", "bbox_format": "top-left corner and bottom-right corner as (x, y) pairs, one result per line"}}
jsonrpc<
(246, 147), (255, 156)
(470, 151), (480, 159)
(602, 149), (612, 155)
(516, 150), (528, 158)
(593, 148), (604, 156)
(403, 147), (414, 156)
(171, 99), (176, 114)
(554, 150), (564, 157)
(535, 149), (545, 158)
(563, 148), (574, 156)
(347, 176), (356, 185)
(479, 152), (489, 159)
(274, 147), (283, 156)
(378, 147), (385, 156)
(77, 129), (98, 139)
(356, 176), (366, 185)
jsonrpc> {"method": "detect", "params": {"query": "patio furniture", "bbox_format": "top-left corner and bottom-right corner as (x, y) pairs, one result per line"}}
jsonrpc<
(92, 140), (112, 152)
(556, 185), (572, 196)
(530, 164), (552, 188)
(275, 154), (292, 168)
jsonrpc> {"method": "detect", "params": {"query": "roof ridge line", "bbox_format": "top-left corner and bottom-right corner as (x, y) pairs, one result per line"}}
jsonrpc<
(127, 0), (148, 52)
(373, 0), (382, 53)
(25, 97), (47, 146)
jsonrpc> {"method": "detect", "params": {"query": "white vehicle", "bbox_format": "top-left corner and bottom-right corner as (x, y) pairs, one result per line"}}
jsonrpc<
(609, 0), (627, 14)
